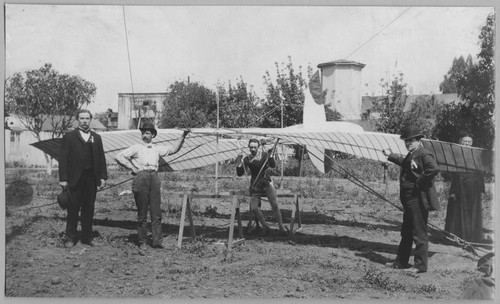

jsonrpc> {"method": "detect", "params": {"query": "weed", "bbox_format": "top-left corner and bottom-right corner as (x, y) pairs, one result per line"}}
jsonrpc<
(415, 283), (440, 293)
(362, 267), (406, 292)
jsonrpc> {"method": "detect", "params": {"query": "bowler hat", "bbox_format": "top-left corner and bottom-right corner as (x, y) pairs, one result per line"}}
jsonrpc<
(139, 121), (157, 138)
(57, 188), (72, 210)
(400, 126), (424, 140)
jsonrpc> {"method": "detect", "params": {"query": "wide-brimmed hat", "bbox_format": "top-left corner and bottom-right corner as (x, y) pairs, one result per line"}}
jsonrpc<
(57, 188), (72, 210)
(139, 121), (157, 138)
(400, 126), (424, 140)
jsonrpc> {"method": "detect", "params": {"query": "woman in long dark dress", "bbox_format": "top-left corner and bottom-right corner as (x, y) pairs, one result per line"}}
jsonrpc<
(444, 134), (485, 243)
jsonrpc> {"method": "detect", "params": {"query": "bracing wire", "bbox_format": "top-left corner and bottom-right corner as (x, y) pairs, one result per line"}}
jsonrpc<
(306, 147), (486, 256)
(122, 6), (137, 125)
(345, 7), (412, 59)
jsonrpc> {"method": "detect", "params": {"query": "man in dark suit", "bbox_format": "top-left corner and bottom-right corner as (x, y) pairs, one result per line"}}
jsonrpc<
(382, 126), (439, 274)
(59, 109), (108, 248)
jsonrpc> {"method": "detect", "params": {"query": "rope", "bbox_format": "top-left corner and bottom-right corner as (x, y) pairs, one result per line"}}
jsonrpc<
(306, 148), (484, 256)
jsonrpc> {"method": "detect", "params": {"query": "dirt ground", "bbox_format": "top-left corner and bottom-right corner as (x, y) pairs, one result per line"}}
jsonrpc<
(3, 167), (495, 300)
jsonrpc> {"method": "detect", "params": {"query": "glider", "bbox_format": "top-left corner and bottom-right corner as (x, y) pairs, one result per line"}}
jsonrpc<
(31, 87), (494, 176)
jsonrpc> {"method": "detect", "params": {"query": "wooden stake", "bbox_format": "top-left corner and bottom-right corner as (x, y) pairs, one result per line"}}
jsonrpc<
(177, 193), (188, 248)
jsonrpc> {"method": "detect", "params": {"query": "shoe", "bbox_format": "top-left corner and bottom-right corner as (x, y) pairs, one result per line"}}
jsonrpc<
(138, 243), (147, 255)
(64, 240), (75, 248)
(81, 239), (102, 247)
(246, 224), (257, 235)
(259, 226), (271, 237)
(152, 243), (167, 250)
(403, 267), (426, 274)
(385, 261), (407, 269)
(278, 226), (289, 236)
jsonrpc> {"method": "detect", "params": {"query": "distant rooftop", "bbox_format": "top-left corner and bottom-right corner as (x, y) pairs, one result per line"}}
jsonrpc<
(317, 59), (366, 69)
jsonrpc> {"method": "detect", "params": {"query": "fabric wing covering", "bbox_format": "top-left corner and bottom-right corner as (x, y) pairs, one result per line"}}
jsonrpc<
(232, 129), (494, 175)
(31, 128), (493, 175)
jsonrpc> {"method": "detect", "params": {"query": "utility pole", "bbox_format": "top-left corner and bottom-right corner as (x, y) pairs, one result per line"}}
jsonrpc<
(279, 89), (284, 189)
(215, 90), (220, 194)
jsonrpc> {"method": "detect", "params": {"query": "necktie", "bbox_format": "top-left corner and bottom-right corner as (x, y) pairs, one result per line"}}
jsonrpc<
(79, 128), (90, 134)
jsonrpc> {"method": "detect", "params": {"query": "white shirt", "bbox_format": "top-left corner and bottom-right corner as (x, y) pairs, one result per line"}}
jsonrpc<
(79, 129), (91, 142)
(115, 142), (175, 171)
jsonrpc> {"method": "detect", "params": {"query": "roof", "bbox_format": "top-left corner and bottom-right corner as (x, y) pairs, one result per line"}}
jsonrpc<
(361, 93), (463, 113)
(6, 114), (106, 132)
(317, 59), (366, 69)
(40, 115), (106, 131)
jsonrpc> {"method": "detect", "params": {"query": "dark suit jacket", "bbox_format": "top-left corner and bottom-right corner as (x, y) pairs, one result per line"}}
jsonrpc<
(59, 129), (108, 188)
(388, 145), (440, 211)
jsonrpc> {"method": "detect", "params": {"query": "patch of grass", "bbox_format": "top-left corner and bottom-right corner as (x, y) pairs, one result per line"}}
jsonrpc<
(361, 266), (407, 292)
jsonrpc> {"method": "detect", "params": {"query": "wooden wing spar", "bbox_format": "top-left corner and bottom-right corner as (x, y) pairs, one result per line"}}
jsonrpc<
(215, 126), (494, 175)
(31, 126), (493, 175)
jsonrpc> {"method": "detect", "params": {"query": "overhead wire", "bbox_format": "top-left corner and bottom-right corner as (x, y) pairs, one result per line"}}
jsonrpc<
(345, 7), (412, 59)
(122, 6), (138, 126)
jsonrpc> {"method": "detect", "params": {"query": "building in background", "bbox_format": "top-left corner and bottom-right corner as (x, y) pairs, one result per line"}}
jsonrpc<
(5, 115), (106, 167)
(318, 59), (366, 120)
(117, 93), (166, 130)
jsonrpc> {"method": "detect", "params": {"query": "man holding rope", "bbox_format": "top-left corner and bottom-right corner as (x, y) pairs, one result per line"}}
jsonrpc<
(382, 126), (439, 274)
(236, 138), (286, 236)
(115, 121), (189, 255)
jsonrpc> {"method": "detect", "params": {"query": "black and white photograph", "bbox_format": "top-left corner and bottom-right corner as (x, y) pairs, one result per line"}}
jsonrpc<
(2, 1), (497, 301)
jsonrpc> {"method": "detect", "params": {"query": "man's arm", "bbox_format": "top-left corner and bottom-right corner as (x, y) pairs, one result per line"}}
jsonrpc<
(58, 134), (70, 187)
(115, 145), (140, 174)
(236, 156), (247, 177)
(267, 150), (276, 168)
(166, 130), (190, 156)
(96, 134), (108, 187)
(382, 148), (404, 166)
(416, 153), (439, 185)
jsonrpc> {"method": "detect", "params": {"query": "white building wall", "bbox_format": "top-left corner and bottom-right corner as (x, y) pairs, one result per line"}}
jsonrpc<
(5, 130), (56, 167)
(319, 60), (365, 120)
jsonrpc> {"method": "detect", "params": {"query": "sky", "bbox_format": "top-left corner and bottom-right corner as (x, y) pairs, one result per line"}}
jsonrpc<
(5, 5), (494, 113)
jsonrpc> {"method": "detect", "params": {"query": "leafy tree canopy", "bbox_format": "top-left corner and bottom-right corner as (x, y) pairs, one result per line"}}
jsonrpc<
(159, 80), (217, 128)
(217, 78), (262, 128)
(439, 55), (474, 94)
(261, 56), (306, 128)
(371, 73), (436, 138)
(5, 63), (96, 140)
(434, 13), (495, 149)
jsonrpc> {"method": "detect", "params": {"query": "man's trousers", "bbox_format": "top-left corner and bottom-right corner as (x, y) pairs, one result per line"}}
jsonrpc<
(66, 169), (97, 243)
(396, 186), (429, 272)
(132, 170), (162, 246)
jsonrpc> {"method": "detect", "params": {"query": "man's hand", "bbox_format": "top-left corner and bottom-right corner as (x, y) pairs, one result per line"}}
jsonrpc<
(59, 181), (68, 188)
(131, 167), (139, 175)
(382, 148), (392, 157)
(99, 179), (107, 189)
(235, 154), (243, 167)
(268, 147), (276, 157)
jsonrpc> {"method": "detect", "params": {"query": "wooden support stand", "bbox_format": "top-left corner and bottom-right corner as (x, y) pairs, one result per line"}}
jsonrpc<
(289, 194), (302, 235)
(175, 190), (301, 250)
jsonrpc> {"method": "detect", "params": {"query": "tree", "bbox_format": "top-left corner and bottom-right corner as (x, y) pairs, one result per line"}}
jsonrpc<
(261, 56), (307, 128)
(325, 107), (343, 121)
(5, 63), (96, 173)
(159, 81), (217, 128)
(217, 78), (261, 128)
(434, 13), (495, 149)
(439, 55), (474, 93)
(371, 73), (436, 138)
(371, 73), (409, 135)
